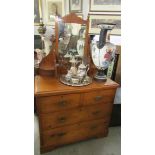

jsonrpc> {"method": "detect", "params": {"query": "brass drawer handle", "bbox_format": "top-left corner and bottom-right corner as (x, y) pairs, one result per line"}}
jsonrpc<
(58, 116), (66, 123)
(95, 96), (103, 101)
(104, 121), (108, 125)
(57, 132), (66, 137)
(49, 132), (66, 138)
(92, 111), (100, 115)
(49, 134), (56, 138)
(48, 125), (52, 129)
(90, 125), (98, 130)
(58, 100), (67, 107)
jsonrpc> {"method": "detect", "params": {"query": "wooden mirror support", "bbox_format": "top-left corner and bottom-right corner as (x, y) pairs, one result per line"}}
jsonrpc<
(38, 35), (58, 76)
(38, 13), (91, 77)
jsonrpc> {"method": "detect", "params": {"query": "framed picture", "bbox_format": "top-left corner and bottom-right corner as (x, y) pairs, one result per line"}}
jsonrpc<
(69, 0), (82, 13)
(89, 0), (121, 12)
(89, 14), (121, 35)
(45, 0), (65, 25)
(34, 0), (42, 25)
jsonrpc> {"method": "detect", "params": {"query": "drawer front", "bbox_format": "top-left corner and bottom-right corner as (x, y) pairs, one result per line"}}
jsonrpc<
(42, 118), (108, 147)
(40, 103), (112, 131)
(37, 93), (81, 113)
(84, 89), (116, 106)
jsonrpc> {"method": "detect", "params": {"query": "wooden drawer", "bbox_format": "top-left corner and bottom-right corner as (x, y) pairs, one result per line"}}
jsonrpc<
(83, 89), (116, 106)
(41, 118), (108, 147)
(37, 93), (81, 113)
(40, 103), (112, 131)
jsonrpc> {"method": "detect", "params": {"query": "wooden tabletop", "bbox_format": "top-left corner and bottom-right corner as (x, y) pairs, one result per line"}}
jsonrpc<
(34, 75), (119, 96)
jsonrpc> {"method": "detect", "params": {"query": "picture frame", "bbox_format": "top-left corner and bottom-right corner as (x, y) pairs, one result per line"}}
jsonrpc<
(45, 0), (65, 25)
(89, 14), (121, 35)
(69, 0), (82, 13)
(34, 0), (42, 25)
(89, 0), (121, 12)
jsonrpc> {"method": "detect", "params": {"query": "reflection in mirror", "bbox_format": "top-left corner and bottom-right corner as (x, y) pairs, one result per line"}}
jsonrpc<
(55, 13), (90, 78)
(58, 22), (86, 59)
(57, 19), (92, 86)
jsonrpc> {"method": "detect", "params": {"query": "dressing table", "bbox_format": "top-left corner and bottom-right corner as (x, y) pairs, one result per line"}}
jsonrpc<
(35, 76), (119, 153)
(34, 13), (119, 153)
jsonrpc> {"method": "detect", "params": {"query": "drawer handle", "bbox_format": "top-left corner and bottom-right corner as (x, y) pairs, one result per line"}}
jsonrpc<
(92, 111), (100, 115)
(58, 100), (67, 107)
(58, 116), (66, 123)
(90, 125), (98, 130)
(49, 132), (66, 138)
(57, 132), (66, 137)
(48, 125), (52, 129)
(104, 121), (109, 124)
(49, 134), (56, 138)
(95, 96), (103, 101)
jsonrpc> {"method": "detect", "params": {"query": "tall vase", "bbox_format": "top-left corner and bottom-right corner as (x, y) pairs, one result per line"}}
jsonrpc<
(91, 23), (116, 82)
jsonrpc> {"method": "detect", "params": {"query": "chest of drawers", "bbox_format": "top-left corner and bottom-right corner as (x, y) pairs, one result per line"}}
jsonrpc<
(34, 76), (119, 153)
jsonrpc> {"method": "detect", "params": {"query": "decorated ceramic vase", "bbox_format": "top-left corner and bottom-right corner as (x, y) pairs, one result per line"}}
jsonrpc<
(91, 23), (116, 82)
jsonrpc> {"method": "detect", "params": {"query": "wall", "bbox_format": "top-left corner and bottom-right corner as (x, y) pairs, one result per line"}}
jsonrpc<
(34, 0), (121, 53)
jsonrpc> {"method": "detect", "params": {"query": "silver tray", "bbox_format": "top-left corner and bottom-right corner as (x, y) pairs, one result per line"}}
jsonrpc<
(60, 75), (92, 87)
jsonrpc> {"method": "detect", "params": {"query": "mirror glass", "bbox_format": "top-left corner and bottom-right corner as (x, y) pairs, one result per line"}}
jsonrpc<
(58, 22), (86, 58)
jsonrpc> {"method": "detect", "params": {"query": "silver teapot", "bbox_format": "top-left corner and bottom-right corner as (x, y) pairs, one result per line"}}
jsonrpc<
(77, 62), (89, 78)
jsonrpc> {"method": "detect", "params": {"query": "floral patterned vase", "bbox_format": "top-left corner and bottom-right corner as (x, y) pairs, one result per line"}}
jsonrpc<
(91, 23), (116, 82)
